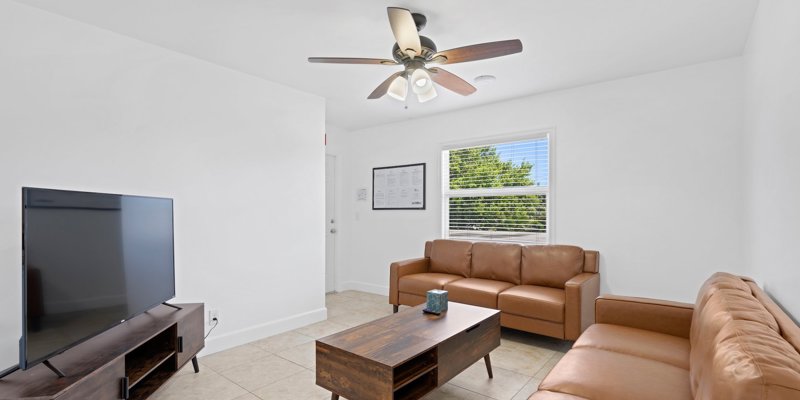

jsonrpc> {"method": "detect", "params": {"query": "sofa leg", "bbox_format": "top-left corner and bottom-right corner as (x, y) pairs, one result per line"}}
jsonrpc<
(392, 305), (399, 313)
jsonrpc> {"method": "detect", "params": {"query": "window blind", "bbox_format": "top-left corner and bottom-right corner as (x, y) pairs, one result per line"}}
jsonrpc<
(443, 136), (550, 244)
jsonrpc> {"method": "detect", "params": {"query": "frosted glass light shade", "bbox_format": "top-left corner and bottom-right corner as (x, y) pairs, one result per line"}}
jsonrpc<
(387, 76), (408, 101)
(416, 85), (438, 103)
(410, 68), (434, 95)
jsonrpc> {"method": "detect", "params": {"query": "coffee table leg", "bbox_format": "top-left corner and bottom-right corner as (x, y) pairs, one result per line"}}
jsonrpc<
(484, 354), (493, 379)
(331, 393), (339, 400)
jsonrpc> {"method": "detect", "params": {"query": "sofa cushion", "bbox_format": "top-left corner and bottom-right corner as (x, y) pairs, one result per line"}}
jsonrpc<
(471, 242), (522, 284)
(498, 285), (565, 323)
(694, 272), (751, 311)
(690, 283), (780, 395)
(691, 274), (778, 345)
(538, 348), (692, 400)
(695, 320), (800, 400)
(398, 273), (463, 296)
(521, 245), (584, 288)
(583, 250), (599, 273)
(573, 324), (690, 370)
(429, 239), (472, 277)
(444, 278), (515, 309)
(747, 279), (800, 360)
(693, 288), (779, 341)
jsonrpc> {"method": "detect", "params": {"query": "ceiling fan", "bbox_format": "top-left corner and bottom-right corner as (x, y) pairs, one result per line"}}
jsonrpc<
(308, 7), (523, 103)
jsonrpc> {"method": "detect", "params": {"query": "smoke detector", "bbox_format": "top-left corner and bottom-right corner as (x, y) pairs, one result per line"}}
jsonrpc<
(473, 75), (497, 85)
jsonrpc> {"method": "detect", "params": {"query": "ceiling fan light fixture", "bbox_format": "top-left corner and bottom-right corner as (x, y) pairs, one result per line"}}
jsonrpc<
(410, 68), (433, 95)
(387, 75), (408, 101)
(416, 85), (438, 103)
(308, 7), (522, 103)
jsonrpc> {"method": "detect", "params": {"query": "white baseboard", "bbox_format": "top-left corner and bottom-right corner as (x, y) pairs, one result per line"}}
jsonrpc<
(199, 307), (327, 356)
(337, 281), (389, 296)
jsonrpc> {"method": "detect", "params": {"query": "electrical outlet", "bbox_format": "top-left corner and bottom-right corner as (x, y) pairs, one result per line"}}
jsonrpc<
(209, 309), (219, 325)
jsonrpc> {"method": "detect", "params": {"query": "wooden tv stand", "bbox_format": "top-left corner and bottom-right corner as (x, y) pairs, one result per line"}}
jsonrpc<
(0, 303), (204, 400)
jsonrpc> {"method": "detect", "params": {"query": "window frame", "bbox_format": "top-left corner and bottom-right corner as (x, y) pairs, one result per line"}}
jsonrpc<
(440, 128), (555, 244)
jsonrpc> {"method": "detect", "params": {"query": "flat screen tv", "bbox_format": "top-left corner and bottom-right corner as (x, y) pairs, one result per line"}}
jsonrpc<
(20, 187), (175, 371)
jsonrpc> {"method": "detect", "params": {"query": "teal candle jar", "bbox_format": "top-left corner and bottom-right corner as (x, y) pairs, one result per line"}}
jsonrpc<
(425, 289), (448, 314)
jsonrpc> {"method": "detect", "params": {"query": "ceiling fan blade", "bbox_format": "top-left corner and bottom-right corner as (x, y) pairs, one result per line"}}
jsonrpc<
(431, 39), (523, 65)
(308, 57), (398, 65)
(387, 7), (421, 58)
(368, 71), (404, 99)
(428, 68), (476, 96)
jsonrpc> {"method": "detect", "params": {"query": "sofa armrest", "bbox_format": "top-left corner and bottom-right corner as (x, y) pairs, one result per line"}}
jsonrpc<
(595, 295), (694, 338)
(389, 257), (429, 305)
(564, 273), (600, 340)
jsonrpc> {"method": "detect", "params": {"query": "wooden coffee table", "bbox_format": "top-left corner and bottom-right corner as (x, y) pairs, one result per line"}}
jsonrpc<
(316, 302), (500, 400)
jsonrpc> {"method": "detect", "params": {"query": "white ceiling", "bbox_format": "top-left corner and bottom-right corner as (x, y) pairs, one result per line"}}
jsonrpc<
(16, 0), (759, 131)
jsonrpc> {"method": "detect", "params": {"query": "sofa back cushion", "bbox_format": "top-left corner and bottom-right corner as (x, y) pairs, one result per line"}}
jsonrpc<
(690, 274), (779, 364)
(583, 250), (600, 273)
(521, 245), (584, 288)
(694, 320), (800, 399)
(747, 279), (800, 361)
(470, 242), (521, 284)
(429, 239), (472, 277)
(690, 272), (800, 399)
(694, 272), (752, 312)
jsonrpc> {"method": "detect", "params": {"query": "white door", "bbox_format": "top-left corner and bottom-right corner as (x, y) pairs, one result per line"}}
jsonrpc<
(325, 155), (336, 293)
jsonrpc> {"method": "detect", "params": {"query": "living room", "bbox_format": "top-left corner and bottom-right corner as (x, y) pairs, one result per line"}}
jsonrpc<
(0, 0), (798, 399)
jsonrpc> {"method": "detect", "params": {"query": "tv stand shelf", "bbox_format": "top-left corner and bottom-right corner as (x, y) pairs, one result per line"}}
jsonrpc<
(0, 303), (204, 400)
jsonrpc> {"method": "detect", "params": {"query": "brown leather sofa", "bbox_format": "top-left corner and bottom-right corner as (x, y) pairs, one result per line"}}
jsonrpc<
(389, 239), (600, 340)
(530, 272), (800, 400)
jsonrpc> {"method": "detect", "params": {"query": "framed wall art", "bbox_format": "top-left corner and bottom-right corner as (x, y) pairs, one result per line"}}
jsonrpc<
(372, 163), (425, 210)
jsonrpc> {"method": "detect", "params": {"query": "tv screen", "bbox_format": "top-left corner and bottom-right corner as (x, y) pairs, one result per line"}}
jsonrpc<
(21, 188), (175, 369)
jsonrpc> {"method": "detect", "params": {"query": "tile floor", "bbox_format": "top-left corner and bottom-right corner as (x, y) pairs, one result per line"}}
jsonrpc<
(150, 291), (571, 400)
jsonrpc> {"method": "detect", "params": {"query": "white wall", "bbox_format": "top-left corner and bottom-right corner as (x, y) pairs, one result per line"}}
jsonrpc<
(743, 0), (800, 320)
(329, 58), (746, 303)
(0, 0), (326, 367)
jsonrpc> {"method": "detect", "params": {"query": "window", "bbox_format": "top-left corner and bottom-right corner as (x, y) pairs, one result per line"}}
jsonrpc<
(442, 133), (551, 244)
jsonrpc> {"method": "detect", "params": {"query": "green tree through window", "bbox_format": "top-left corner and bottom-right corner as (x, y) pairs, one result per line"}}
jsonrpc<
(449, 146), (535, 189)
(447, 141), (548, 241)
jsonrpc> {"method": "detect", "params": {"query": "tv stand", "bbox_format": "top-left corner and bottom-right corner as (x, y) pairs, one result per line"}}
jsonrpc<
(0, 303), (204, 400)
(42, 360), (65, 378)
(0, 364), (19, 380)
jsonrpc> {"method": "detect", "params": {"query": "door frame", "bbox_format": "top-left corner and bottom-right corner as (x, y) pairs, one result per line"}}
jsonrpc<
(325, 153), (338, 294)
